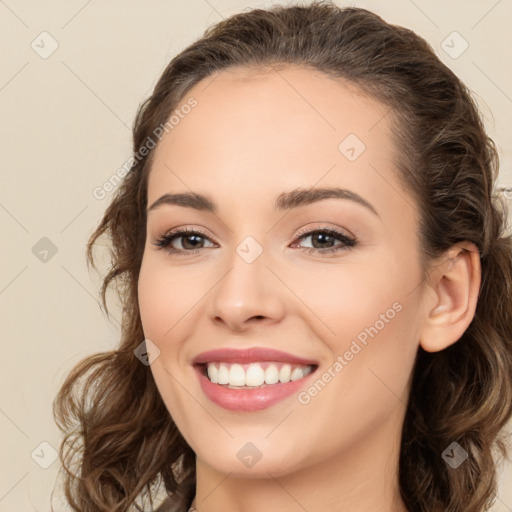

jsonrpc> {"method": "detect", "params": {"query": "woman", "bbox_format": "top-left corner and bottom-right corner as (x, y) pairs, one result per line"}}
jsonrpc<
(53, 2), (512, 511)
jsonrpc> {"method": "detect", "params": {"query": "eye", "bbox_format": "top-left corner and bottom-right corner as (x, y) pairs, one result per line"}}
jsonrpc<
(291, 226), (357, 256)
(152, 227), (216, 255)
(152, 225), (357, 257)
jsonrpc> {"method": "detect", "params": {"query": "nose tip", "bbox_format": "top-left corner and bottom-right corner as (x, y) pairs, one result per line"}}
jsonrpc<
(208, 256), (285, 331)
(213, 307), (275, 332)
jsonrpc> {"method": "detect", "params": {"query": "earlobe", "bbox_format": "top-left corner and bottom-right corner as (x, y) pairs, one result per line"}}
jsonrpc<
(419, 242), (481, 353)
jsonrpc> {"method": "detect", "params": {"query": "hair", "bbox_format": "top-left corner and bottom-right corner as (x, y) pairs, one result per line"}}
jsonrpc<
(53, 2), (512, 511)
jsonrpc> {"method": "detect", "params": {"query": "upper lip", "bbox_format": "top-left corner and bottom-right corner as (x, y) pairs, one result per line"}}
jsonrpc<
(192, 347), (318, 366)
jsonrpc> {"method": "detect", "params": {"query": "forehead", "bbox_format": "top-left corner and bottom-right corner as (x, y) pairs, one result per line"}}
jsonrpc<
(147, 64), (413, 220)
(160, 64), (393, 158)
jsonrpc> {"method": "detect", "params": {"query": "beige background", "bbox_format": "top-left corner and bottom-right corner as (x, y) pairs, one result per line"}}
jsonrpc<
(1, 0), (511, 510)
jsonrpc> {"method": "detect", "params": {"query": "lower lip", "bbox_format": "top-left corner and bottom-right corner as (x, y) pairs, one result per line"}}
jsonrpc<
(195, 366), (315, 411)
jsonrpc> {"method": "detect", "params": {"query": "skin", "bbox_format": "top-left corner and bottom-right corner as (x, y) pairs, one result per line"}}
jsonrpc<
(137, 64), (481, 512)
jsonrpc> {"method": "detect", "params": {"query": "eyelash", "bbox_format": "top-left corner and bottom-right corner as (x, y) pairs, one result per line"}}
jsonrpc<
(152, 226), (357, 257)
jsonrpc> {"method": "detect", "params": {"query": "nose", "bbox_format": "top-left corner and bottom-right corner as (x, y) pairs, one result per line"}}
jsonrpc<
(207, 247), (286, 332)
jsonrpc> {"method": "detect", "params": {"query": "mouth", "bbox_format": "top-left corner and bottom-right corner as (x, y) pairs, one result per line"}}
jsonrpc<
(200, 361), (316, 388)
(192, 348), (319, 411)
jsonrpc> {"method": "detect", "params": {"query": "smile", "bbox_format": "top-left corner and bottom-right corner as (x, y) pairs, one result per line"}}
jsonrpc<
(192, 347), (318, 411)
(205, 361), (314, 387)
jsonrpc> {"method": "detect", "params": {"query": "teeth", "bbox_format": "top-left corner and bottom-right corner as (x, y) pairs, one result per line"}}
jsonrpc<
(279, 364), (291, 383)
(218, 364), (229, 385)
(207, 364), (218, 384)
(246, 363), (265, 386)
(264, 364), (279, 384)
(290, 367), (304, 381)
(229, 364), (246, 386)
(205, 362), (314, 387)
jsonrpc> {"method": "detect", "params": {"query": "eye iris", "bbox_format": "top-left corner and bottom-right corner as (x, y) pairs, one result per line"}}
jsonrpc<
(311, 232), (335, 249)
(182, 234), (204, 250)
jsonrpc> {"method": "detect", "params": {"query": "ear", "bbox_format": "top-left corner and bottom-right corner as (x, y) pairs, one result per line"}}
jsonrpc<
(419, 241), (481, 353)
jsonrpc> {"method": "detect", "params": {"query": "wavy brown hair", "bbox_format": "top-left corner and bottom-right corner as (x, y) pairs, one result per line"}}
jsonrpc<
(53, 2), (512, 511)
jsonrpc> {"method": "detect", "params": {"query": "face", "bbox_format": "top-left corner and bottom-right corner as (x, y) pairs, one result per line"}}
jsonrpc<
(138, 65), (427, 477)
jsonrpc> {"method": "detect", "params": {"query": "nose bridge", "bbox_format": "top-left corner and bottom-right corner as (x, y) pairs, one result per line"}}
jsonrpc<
(208, 235), (285, 329)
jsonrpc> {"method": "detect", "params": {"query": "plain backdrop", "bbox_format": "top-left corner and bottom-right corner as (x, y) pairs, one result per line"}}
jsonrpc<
(1, 0), (511, 510)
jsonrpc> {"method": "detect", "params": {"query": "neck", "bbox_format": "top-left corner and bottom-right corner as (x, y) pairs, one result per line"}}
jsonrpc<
(193, 406), (409, 512)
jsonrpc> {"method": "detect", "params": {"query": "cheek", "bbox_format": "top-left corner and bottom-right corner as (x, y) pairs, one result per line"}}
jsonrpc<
(138, 256), (201, 440)
(137, 254), (203, 339)
(288, 255), (409, 351)
(301, 259), (421, 415)
(289, 251), (421, 409)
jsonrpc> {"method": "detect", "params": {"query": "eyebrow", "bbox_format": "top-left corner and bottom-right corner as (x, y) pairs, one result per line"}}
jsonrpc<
(147, 187), (379, 217)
